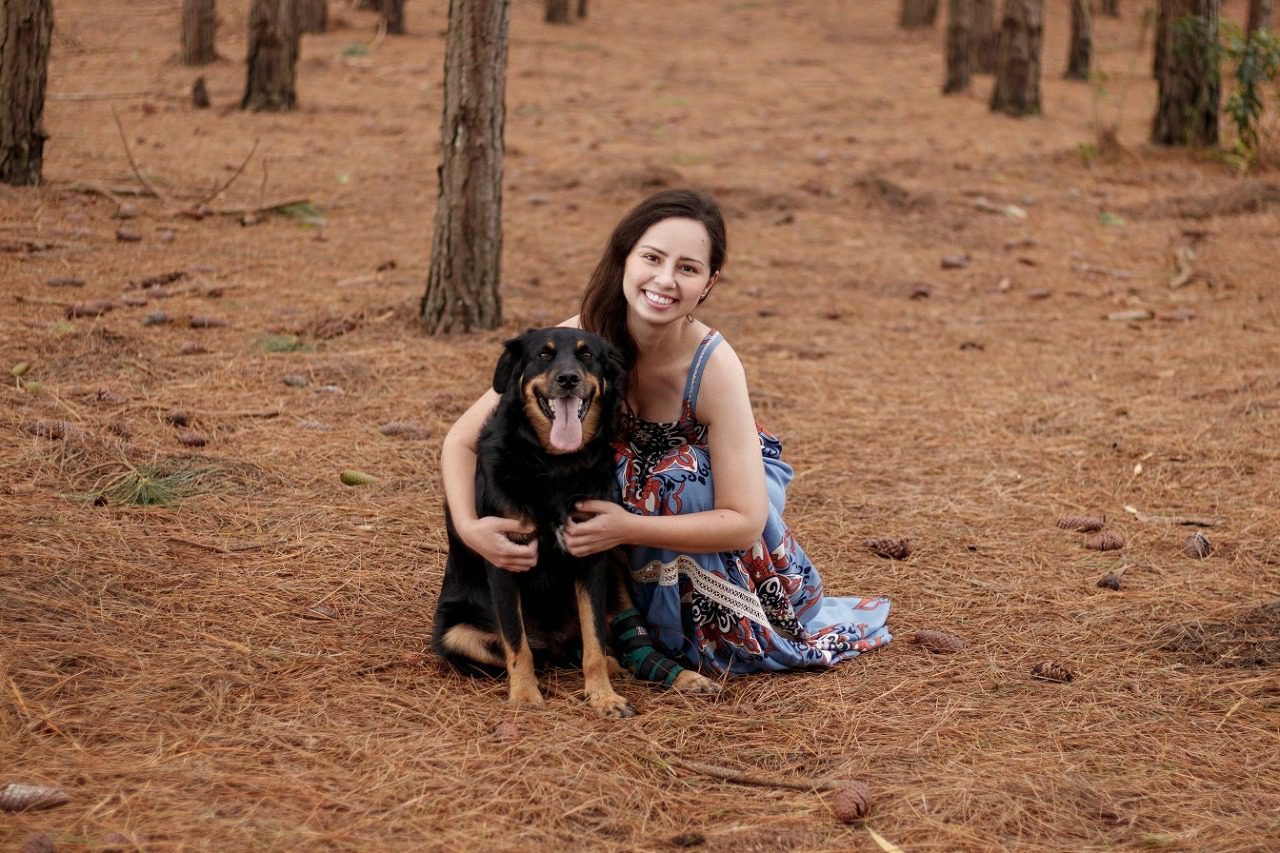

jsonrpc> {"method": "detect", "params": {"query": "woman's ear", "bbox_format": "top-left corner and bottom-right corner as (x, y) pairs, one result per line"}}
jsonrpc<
(698, 272), (719, 304)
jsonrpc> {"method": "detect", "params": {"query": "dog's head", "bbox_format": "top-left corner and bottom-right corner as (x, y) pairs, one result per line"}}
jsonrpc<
(492, 328), (622, 455)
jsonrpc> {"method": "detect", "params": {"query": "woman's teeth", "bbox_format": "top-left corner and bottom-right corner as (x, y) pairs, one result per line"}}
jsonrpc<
(644, 291), (674, 307)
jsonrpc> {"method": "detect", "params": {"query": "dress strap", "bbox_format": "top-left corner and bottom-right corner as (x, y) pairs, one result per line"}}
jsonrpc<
(682, 330), (723, 416)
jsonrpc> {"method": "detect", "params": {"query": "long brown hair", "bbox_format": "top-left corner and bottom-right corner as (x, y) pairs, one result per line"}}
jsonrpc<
(579, 189), (728, 375)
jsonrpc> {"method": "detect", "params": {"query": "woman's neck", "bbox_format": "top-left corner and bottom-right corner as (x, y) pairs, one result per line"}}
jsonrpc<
(627, 315), (705, 365)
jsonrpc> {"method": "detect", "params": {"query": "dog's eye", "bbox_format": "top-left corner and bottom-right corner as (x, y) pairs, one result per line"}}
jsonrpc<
(578, 350), (593, 362)
(538, 350), (554, 361)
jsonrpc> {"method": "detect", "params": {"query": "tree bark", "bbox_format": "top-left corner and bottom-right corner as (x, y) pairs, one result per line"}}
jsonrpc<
(1151, 0), (1220, 146)
(382, 0), (405, 34)
(1248, 0), (1272, 35)
(972, 0), (997, 72)
(181, 0), (217, 65)
(1064, 0), (1091, 80)
(421, 0), (511, 334)
(900, 0), (940, 28)
(242, 0), (298, 111)
(1, 0), (53, 186)
(990, 0), (1043, 116)
(944, 0), (973, 93)
(545, 0), (570, 24)
(577, 0), (588, 18)
(294, 0), (326, 34)
(1100, 0), (1119, 16)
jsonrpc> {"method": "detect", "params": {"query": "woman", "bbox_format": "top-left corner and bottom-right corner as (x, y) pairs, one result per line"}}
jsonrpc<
(441, 190), (891, 682)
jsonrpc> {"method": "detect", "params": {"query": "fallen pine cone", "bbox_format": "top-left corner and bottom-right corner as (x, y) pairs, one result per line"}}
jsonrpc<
(188, 315), (227, 328)
(1057, 515), (1105, 533)
(1183, 532), (1213, 559)
(1084, 532), (1125, 552)
(19, 832), (54, 853)
(1029, 661), (1074, 683)
(829, 780), (873, 823)
(1097, 573), (1122, 590)
(863, 537), (912, 560)
(340, 469), (379, 486)
(912, 629), (965, 653)
(0, 782), (71, 812)
(177, 430), (208, 447)
(22, 420), (70, 440)
(379, 421), (430, 439)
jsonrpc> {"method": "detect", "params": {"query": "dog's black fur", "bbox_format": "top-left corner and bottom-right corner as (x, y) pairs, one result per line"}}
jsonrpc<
(432, 327), (635, 716)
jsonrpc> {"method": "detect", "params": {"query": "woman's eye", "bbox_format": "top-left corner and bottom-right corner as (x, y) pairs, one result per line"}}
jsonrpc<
(681, 265), (698, 274)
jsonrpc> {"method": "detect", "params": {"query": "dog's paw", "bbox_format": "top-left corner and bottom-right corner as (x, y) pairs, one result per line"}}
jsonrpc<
(587, 691), (637, 719)
(672, 669), (722, 695)
(507, 684), (545, 706)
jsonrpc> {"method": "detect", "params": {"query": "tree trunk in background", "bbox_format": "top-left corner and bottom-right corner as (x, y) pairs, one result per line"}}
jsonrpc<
(1248, 0), (1272, 34)
(577, 0), (588, 18)
(242, 0), (299, 111)
(421, 0), (511, 334)
(900, 0), (940, 28)
(1064, 0), (1091, 80)
(972, 0), (997, 72)
(990, 0), (1043, 116)
(0, 0), (53, 185)
(1101, 0), (1119, 16)
(545, 0), (569, 24)
(382, 0), (405, 34)
(944, 0), (973, 93)
(1152, 0), (1220, 146)
(181, 0), (217, 65)
(295, 0), (326, 34)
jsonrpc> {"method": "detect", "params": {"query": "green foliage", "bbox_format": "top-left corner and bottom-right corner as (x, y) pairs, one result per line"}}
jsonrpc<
(1221, 22), (1280, 166)
(275, 202), (326, 226)
(254, 333), (306, 353)
(94, 462), (214, 507)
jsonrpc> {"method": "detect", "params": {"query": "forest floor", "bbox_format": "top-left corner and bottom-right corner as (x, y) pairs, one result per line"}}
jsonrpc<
(2, 0), (1279, 850)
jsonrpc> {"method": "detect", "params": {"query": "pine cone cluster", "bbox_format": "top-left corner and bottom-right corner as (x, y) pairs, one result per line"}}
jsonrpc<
(1097, 573), (1122, 590)
(912, 629), (966, 653)
(1057, 515), (1105, 532)
(1084, 532), (1125, 552)
(829, 780), (873, 823)
(0, 783), (70, 813)
(1183, 532), (1213, 559)
(863, 537), (912, 560)
(1029, 661), (1074, 683)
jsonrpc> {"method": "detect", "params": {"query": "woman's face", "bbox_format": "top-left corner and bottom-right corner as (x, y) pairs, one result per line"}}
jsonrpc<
(621, 217), (718, 327)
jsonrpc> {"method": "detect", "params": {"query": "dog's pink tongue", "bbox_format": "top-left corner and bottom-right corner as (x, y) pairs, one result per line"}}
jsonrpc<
(550, 397), (583, 452)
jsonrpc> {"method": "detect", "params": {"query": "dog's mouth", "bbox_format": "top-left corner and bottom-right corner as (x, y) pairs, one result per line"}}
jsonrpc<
(534, 388), (595, 453)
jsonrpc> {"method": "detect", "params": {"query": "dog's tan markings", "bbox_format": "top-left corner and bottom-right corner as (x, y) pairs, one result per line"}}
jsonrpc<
(440, 624), (505, 668)
(522, 374), (556, 452)
(576, 583), (635, 718)
(502, 599), (542, 705)
(671, 669), (723, 694)
(579, 375), (605, 444)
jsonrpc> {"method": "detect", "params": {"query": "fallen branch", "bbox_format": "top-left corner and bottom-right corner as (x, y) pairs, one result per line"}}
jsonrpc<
(1123, 505), (1221, 527)
(196, 139), (260, 207)
(661, 756), (840, 792)
(111, 106), (172, 205)
(1071, 262), (1136, 279)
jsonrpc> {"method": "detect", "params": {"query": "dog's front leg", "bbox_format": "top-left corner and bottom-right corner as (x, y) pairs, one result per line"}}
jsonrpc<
(577, 569), (635, 718)
(488, 568), (542, 706)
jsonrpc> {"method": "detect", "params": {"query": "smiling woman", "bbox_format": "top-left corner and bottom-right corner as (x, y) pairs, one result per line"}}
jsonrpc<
(440, 190), (892, 683)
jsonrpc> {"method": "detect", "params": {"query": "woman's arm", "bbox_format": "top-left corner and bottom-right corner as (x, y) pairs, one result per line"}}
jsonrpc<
(440, 389), (540, 571)
(562, 341), (769, 556)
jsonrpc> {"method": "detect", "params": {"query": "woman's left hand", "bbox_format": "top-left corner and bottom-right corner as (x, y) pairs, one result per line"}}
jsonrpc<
(561, 499), (634, 557)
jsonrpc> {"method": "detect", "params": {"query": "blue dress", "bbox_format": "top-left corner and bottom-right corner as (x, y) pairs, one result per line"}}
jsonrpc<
(615, 331), (892, 674)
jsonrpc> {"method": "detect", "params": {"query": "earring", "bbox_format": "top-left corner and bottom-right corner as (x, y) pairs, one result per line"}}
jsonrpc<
(686, 313), (695, 324)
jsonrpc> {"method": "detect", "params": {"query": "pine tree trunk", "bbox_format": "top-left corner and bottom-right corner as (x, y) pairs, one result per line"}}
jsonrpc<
(1154, 2), (1168, 78)
(242, 0), (298, 111)
(295, 0), (326, 34)
(1248, 0), (1272, 34)
(944, 0), (973, 93)
(0, 0), (53, 186)
(1151, 0), (1220, 146)
(972, 0), (998, 72)
(421, 0), (511, 334)
(990, 0), (1043, 116)
(383, 0), (405, 34)
(1101, 0), (1119, 16)
(181, 0), (217, 65)
(577, 0), (588, 18)
(900, 0), (940, 28)
(545, 0), (570, 24)
(1064, 0), (1091, 80)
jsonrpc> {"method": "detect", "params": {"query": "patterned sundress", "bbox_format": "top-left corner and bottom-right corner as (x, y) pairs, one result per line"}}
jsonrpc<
(615, 330), (893, 674)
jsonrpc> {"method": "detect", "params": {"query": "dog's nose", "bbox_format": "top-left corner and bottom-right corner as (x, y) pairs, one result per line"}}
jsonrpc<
(555, 372), (581, 389)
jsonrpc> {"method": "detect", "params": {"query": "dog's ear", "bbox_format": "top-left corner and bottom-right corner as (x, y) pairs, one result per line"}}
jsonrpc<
(602, 342), (626, 384)
(492, 334), (529, 395)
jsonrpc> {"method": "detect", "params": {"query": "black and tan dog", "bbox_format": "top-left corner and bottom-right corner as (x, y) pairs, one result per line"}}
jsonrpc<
(433, 327), (635, 717)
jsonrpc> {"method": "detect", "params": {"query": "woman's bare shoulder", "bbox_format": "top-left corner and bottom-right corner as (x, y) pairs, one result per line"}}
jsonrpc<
(558, 315), (582, 329)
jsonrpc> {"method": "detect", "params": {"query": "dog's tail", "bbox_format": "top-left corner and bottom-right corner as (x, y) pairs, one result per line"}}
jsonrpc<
(433, 623), (507, 678)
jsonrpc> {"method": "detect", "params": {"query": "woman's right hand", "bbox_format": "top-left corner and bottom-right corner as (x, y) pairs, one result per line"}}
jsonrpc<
(458, 515), (539, 572)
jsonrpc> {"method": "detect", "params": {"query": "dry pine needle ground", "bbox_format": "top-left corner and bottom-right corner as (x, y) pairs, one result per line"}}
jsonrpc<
(2, 1), (1280, 850)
